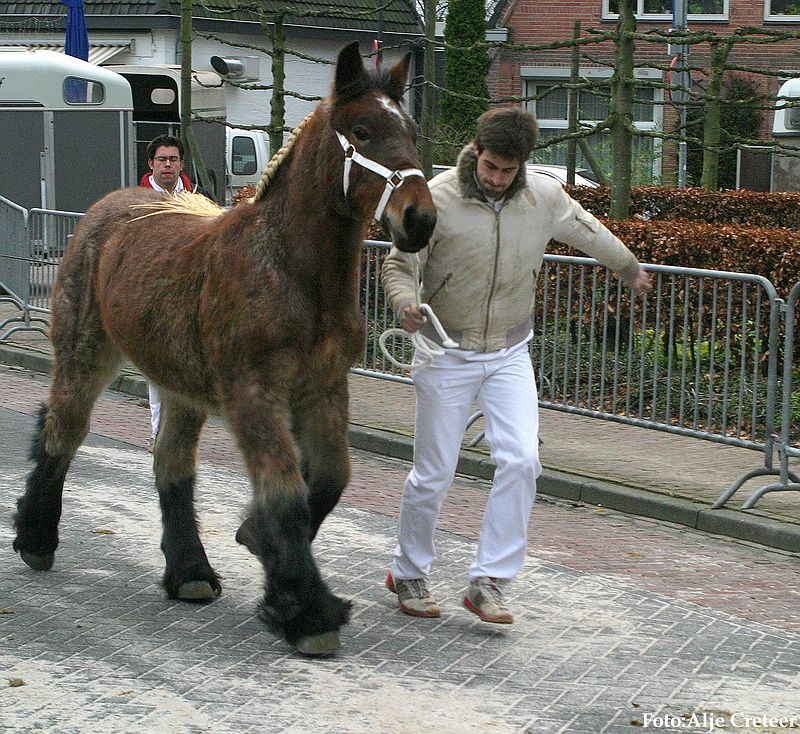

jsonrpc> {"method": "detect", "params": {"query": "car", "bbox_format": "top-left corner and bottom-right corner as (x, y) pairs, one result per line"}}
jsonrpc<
(431, 163), (600, 188)
(526, 164), (600, 188)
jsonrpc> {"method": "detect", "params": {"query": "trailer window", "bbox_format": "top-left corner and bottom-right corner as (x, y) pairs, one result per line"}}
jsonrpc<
(63, 77), (105, 105)
(232, 136), (258, 175)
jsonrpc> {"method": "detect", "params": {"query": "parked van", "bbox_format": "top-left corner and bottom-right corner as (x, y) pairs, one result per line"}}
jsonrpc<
(772, 76), (800, 193)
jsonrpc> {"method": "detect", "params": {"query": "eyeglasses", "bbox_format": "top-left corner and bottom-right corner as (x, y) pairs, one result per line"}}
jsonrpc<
(153, 156), (181, 164)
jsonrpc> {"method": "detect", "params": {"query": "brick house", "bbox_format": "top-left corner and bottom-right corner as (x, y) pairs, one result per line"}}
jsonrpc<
(486, 0), (800, 185)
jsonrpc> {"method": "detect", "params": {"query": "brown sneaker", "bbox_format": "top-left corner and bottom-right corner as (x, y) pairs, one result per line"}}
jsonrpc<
(463, 577), (514, 624)
(386, 571), (441, 618)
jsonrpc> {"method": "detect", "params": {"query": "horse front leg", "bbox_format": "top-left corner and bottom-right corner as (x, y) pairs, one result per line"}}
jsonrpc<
(152, 395), (220, 602)
(225, 388), (351, 656)
(293, 379), (351, 540)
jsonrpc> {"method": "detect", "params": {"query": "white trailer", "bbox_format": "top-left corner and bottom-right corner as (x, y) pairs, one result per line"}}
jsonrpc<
(0, 49), (135, 212)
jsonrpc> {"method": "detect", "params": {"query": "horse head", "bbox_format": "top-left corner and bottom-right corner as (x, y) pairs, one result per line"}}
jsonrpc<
(329, 42), (436, 254)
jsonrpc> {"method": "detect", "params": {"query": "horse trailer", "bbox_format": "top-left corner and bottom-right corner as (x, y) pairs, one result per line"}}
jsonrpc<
(0, 50), (270, 211)
(0, 48), (135, 213)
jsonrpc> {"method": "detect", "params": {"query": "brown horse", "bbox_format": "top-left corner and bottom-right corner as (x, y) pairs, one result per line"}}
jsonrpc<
(12, 42), (435, 656)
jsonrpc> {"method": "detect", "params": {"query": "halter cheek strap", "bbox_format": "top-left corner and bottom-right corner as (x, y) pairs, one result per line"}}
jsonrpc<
(335, 131), (425, 222)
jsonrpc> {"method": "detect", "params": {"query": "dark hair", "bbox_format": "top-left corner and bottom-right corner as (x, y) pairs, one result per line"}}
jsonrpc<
(147, 134), (184, 161)
(474, 107), (539, 164)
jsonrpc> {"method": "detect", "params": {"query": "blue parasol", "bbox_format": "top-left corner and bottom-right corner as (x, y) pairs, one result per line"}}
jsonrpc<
(61, 0), (89, 62)
(61, 0), (89, 103)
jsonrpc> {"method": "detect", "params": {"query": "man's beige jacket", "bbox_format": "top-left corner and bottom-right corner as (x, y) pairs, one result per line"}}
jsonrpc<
(381, 146), (643, 353)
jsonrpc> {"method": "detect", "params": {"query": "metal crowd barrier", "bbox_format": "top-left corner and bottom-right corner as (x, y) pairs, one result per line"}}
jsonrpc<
(1, 208), (797, 510)
(713, 279), (800, 509)
(358, 240), (794, 509)
(0, 196), (82, 341)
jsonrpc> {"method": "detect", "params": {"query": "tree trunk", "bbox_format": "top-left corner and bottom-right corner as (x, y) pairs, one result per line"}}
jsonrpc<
(700, 39), (732, 191)
(268, 14), (286, 157)
(609, 0), (636, 219)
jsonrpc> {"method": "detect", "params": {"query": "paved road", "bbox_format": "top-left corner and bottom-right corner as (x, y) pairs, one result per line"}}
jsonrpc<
(1, 364), (799, 733)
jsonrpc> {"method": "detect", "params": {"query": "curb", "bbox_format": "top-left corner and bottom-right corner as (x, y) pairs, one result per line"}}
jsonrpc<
(4, 343), (799, 555)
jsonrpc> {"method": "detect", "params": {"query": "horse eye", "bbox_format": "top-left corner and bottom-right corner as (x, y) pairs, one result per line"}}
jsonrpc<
(352, 126), (370, 142)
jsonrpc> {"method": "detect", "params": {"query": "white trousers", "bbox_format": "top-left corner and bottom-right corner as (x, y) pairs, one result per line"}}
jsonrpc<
(392, 338), (541, 582)
(148, 382), (161, 439)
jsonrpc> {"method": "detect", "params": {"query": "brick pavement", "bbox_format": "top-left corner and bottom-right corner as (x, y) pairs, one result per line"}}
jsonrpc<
(1, 374), (800, 732)
(3, 312), (800, 554)
(1, 363), (799, 635)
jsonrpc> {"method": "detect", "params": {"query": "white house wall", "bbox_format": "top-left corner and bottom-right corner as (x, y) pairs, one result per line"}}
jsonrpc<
(4, 27), (409, 138)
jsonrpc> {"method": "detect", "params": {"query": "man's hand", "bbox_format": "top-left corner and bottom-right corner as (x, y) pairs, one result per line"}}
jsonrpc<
(627, 268), (652, 296)
(400, 303), (426, 333)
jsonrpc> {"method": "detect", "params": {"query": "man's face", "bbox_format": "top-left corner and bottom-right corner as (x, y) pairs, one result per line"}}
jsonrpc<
(149, 146), (184, 191)
(474, 145), (521, 201)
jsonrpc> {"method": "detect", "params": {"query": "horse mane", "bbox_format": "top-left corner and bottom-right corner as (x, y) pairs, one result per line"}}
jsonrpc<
(248, 113), (313, 204)
(129, 191), (226, 221)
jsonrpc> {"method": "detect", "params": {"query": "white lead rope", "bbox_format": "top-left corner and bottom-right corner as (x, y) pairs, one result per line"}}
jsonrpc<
(379, 256), (459, 371)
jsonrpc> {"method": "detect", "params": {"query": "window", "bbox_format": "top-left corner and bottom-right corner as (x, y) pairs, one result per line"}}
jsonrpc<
(523, 68), (663, 184)
(63, 77), (105, 105)
(766, 0), (800, 19)
(604, 0), (727, 20)
(231, 136), (257, 176)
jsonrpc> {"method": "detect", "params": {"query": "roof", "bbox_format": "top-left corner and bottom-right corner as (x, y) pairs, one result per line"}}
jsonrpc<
(0, 0), (424, 37)
(0, 39), (130, 63)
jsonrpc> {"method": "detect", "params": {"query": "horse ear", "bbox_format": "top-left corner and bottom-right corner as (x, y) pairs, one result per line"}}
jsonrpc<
(386, 52), (412, 100)
(335, 42), (366, 95)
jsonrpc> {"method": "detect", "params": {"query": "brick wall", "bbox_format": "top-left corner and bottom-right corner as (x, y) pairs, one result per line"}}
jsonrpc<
(488, 0), (800, 178)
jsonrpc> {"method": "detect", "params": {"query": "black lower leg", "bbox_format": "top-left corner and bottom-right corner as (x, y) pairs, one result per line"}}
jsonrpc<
(306, 477), (346, 541)
(13, 405), (68, 566)
(158, 476), (221, 599)
(237, 501), (351, 647)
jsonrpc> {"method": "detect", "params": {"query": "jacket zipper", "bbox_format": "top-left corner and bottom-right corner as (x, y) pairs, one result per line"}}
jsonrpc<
(483, 207), (502, 345)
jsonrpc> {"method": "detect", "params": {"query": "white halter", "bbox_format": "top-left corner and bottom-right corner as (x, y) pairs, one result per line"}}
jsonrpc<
(335, 131), (425, 222)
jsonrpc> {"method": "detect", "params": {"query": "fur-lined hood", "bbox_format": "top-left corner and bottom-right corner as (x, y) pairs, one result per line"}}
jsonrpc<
(455, 144), (529, 202)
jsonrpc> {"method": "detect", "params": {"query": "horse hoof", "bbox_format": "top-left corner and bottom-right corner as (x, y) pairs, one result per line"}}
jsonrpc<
(177, 580), (220, 602)
(295, 630), (341, 656)
(20, 551), (55, 571)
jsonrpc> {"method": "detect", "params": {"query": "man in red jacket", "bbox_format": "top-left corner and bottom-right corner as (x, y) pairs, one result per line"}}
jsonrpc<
(140, 134), (195, 195)
(140, 134), (208, 452)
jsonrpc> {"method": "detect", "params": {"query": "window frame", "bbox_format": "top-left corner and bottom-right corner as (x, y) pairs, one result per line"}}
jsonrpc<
(521, 66), (664, 182)
(765, 0), (800, 21)
(602, 0), (728, 21)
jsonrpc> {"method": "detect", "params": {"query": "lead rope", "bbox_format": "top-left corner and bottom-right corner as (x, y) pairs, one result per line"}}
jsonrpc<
(379, 256), (459, 371)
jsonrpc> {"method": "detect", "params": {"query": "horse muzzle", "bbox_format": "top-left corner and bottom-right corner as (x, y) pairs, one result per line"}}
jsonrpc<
(382, 180), (437, 253)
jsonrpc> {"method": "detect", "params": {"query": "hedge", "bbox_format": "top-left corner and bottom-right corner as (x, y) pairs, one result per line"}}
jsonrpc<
(560, 186), (800, 296)
(568, 186), (800, 230)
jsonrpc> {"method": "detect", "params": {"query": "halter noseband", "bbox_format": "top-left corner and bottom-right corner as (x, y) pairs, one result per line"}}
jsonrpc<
(335, 131), (425, 222)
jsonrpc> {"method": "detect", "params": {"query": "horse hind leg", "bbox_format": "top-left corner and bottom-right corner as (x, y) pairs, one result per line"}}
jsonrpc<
(153, 394), (220, 602)
(13, 341), (122, 571)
